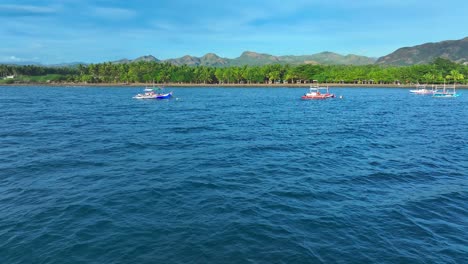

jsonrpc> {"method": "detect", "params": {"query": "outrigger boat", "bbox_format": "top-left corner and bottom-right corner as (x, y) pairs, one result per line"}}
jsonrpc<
(301, 83), (335, 100)
(432, 84), (460, 98)
(133, 85), (173, 99)
(409, 84), (437, 95)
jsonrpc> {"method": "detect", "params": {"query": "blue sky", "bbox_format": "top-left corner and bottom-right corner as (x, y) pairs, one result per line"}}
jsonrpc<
(1, 0), (467, 64)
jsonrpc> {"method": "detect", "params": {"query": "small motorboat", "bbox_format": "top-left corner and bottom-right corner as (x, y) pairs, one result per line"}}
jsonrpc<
(133, 86), (173, 99)
(301, 84), (335, 100)
(432, 84), (460, 98)
(409, 84), (437, 95)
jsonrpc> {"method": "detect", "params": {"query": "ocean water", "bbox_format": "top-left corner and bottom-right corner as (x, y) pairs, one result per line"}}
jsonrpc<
(0, 86), (467, 263)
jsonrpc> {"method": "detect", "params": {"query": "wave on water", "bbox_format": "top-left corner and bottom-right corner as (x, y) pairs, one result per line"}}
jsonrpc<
(0, 87), (467, 263)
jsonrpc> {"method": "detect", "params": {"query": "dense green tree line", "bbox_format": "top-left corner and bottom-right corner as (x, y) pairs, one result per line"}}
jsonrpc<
(0, 64), (78, 77)
(1, 58), (466, 84)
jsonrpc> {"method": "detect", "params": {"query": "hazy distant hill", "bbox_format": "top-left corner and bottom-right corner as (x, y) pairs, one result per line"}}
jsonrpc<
(113, 55), (159, 64)
(0, 61), (43, 66)
(0, 61), (86, 67)
(49, 62), (87, 67)
(376, 37), (468, 65)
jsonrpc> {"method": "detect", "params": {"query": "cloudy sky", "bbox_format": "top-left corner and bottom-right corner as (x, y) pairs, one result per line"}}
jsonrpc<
(1, 0), (467, 64)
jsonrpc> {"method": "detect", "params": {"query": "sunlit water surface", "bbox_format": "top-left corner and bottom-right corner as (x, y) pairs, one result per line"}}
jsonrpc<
(0, 87), (467, 263)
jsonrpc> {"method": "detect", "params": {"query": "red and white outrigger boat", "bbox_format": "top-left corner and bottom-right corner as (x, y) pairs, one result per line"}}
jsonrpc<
(301, 84), (335, 100)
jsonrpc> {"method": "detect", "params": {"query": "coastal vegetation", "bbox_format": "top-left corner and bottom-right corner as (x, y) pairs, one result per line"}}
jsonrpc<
(0, 58), (466, 85)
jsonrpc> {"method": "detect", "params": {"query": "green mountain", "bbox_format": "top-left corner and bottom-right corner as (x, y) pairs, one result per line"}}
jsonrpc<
(228, 51), (375, 66)
(200, 53), (230, 66)
(159, 51), (375, 66)
(376, 37), (468, 65)
(229, 51), (281, 66)
(133, 55), (159, 62)
(162, 53), (230, 66)
(165, 55), (200, 66)
(275, 52), (376, 65)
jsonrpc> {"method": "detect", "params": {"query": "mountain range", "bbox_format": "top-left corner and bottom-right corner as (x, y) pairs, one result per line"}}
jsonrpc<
(111, 37), (468, 66)
(113, 51), (376, 67)
(2, 37), (467, 67)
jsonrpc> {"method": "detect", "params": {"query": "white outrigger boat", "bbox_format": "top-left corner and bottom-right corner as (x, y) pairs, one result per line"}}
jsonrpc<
(133, 85), (173, 99)
(432, 84), (460, 98)
(409, 84), (437, 95)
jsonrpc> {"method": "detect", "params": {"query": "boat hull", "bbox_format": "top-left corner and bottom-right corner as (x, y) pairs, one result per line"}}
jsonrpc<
(433, 93), (460, 98)
(134, 92), (173, 99)
(155, 92), (173, 99)
(409, 90), (434, 95)
(301, 94), (335, 100)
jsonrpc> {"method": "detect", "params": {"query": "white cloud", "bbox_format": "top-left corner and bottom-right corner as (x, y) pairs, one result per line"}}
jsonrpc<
(9, 56), (22, 61)
(0, 55), (38, 62)
(0, 4), (58, 15)
(92, 7), (136, 20)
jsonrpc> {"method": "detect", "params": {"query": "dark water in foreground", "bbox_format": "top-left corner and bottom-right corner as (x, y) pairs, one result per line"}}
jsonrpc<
(0, 86), (467, 263)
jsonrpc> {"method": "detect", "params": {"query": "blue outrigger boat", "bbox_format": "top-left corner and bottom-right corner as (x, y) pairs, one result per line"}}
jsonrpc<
(133, 86), (173, 99)
(432, 84), (460, 98)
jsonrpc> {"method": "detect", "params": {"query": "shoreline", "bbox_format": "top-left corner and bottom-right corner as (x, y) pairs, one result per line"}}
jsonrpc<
(1, 82), (468, 88)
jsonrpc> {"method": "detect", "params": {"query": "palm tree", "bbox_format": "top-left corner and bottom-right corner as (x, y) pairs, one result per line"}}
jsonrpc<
(422, 72), (435, 84)
(446, 70), (464, 84)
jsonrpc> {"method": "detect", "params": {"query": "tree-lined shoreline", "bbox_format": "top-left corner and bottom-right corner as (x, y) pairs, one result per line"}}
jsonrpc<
(2, 82), (468, 88)
(1, 57), (466, 86)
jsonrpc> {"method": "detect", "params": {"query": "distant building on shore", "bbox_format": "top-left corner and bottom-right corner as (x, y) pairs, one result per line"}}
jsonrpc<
(3, 74), (15, 80)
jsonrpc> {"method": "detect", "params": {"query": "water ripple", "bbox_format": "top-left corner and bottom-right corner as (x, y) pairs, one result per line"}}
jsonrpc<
(0, 87), (467, 263)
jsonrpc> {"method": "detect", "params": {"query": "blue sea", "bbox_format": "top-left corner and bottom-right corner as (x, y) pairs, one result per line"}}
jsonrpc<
(1, 86), (467, 263)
